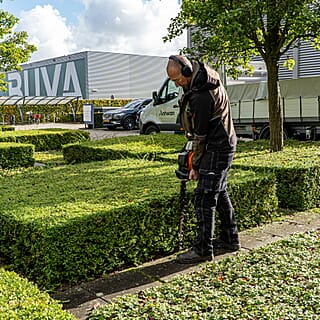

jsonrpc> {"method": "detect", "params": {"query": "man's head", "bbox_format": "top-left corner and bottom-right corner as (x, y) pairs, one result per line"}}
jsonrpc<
(167, 55), (193, 89)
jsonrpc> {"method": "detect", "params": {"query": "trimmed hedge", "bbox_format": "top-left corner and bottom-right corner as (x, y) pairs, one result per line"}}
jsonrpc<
(0, 125), (14, 132)
(0, 268), (75, 319)
(0, 143), (35, 168)
(0, 159), (277, 289)
(62, 133), (186, 164)
(233, 140), (320, 210)
(0, 129), (90, 151)
(63, 135), (320, 210)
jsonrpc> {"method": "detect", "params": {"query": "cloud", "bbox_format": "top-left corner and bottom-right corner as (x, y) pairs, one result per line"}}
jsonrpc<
(18, 5), (76, 62)
(16, 0), (186, 62)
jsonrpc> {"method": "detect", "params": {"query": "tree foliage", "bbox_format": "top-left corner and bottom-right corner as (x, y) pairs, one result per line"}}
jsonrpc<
(0, 1), (37, 91)
(164, 0), (320, 151)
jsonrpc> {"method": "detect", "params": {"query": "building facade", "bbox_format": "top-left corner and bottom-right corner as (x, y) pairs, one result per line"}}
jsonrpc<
(1, 51), (169, 100)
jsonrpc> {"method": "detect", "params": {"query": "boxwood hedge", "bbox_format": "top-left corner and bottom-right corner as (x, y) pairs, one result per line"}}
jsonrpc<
(0, 125), (15, 132)
(63, 135), (320, 210)
(233, 140), (320, 210)
(0, 159), (277, 289)
(0, 142), (35, 168)
(0, 268), (75, 319)
(62, 133), (186, 164)
(0, 129), (90, 151)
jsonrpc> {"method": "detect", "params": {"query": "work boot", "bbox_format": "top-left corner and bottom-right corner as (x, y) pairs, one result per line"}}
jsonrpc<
(176, 249), (213, 264)
(213, 238), (240, 255)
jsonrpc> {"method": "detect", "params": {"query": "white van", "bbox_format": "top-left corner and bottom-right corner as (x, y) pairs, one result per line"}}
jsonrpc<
(140, 76), (320, 140)
(139, 78), (184, 134)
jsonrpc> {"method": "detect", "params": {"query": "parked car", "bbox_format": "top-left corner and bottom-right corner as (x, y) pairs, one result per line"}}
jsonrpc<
(103, 98), (152, 130)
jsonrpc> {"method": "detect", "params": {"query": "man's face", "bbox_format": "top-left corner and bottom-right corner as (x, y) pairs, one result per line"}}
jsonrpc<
(167, 65), (190, 89)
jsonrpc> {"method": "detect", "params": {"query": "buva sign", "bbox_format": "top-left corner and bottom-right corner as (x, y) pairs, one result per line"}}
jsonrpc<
(3, 58), (86, 98)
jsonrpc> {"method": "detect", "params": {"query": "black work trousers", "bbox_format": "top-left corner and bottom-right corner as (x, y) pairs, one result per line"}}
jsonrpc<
(193, 150), (239, 256)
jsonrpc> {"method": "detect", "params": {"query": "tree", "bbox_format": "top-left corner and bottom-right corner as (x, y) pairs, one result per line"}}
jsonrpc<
(164, 0), (320, 152)
(0, 1), (36, 92)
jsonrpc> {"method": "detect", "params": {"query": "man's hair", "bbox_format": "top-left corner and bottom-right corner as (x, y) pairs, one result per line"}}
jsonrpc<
(168, 55), (193, 76)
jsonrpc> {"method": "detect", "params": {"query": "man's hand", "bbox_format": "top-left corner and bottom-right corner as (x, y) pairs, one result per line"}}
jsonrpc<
(189, 169), (199, 180)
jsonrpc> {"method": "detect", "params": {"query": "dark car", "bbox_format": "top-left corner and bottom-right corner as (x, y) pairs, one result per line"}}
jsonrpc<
(102, 98), (152, 130)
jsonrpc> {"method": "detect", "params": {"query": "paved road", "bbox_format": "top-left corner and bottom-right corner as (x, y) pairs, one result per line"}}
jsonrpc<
(13, 123), (140, 140)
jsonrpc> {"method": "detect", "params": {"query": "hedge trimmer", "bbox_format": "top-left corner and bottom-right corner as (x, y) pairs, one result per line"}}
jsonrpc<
(175, 141), (193, 250)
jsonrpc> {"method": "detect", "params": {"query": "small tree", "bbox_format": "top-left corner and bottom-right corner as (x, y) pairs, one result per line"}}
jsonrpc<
(0, 1), (36, 92)
(165, 0), (320, 152)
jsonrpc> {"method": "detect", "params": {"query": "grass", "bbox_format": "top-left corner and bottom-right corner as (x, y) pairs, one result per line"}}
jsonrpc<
(89, 226), (320, 320)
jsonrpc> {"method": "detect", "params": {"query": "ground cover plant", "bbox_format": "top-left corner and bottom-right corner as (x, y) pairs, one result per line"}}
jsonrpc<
(0, 268), (75, 320)
(0, 157), (276, 289)
(233, 140), (320, 210)
(89, 229), (320, 320)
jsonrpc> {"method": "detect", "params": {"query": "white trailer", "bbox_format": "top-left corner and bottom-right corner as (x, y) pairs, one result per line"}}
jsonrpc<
(228, 76), (320, 140)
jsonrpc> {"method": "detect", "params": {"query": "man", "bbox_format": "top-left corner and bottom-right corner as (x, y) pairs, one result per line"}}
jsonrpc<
(167, 55), (240, 264)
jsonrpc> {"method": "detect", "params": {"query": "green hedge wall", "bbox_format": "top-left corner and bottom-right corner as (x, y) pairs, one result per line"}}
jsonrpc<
(0, 125), (15, 132)
(62, 133), (186, 164)
(0, 159), (277, 289)
(0, 143), (35, 168)
(233, 140), (320, 210)
(0, 269), (75, 319)
(0, 129), (90, 151)
(63, 135), (320, 210)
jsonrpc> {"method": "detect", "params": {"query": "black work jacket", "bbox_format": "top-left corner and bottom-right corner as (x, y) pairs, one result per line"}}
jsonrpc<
(179, 61), (237, 170)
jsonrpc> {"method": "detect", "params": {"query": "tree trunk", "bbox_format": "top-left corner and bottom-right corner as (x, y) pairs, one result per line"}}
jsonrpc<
(266, 59), (283, 152)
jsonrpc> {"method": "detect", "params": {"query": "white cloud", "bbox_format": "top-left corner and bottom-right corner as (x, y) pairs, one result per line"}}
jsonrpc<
(16, 0), (186, 62)
(18, 5), (76, 62)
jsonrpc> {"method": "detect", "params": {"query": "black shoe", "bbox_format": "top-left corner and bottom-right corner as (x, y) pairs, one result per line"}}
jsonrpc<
(176, 249), (213, 264)
(213, 238), (240, 255)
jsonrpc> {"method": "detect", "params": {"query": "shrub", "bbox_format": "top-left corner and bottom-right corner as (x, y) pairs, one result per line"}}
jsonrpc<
(0, 268), (75, 319)
(0, 129), (90, 151)
(0, 126), (15, 132)
(0, 159), (277, 289)
(233, 140), (320, 210)
(62, 133), (186, 164)
(0, 142), (35, 168)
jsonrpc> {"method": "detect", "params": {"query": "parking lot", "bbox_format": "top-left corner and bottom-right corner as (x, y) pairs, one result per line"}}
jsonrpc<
(13, 122), (140, 141)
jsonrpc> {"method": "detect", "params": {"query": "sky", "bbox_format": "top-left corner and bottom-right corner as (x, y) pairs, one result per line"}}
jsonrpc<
(1, 0), (186, 63)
